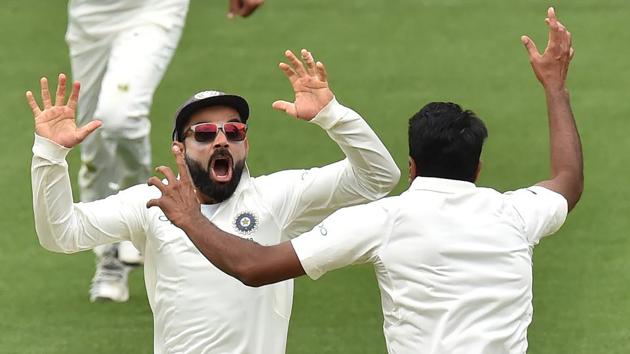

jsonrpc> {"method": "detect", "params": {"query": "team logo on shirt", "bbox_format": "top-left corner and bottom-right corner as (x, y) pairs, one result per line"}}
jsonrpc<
(233, 211), (258, 235)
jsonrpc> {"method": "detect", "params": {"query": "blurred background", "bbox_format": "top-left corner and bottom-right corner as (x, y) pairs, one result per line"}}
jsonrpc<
(1, 0), (629, 352)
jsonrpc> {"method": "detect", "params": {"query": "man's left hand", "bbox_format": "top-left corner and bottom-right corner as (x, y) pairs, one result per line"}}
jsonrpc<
(521, 7), (574, 92)
(228, 0), (265, 19)
(272, 49), (334, 121)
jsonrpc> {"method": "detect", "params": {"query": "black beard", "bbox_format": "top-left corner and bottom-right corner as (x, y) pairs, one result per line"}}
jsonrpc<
(185, 151), (245, 204)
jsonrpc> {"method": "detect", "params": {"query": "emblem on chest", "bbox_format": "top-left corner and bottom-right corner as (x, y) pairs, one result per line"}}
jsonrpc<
(233, 211), (259, 235)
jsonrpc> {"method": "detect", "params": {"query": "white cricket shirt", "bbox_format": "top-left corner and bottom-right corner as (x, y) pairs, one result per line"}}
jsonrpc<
(292, 176), (568, 354)
(31, 98), (400, 353)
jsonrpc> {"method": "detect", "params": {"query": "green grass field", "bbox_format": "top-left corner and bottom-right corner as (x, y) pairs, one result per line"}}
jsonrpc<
(2, 0), (630, 352)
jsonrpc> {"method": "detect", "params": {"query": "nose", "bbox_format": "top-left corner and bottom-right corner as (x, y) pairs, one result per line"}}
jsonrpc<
(213, 128), (229, 148)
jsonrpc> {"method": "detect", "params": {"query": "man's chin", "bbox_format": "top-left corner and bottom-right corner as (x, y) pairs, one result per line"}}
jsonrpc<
(186, 155), (246, 204)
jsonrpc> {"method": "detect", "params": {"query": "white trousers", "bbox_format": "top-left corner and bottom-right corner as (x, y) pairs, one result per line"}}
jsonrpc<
(67, 21), (184, 256)
(67, 22), (183, 201)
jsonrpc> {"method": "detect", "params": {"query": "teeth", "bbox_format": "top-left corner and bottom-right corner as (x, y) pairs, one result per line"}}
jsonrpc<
(212, 157), (231, 178)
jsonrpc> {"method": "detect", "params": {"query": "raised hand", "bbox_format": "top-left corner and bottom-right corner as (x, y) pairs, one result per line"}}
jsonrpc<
(26, 74), (101, 148)
(228, 0), (265, 18)
(521, 7), (574, 92)
(272, 49), (334, 121)
(146, 145), (202, 228)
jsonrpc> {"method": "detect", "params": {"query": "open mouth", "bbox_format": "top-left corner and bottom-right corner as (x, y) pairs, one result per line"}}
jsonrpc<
(209, 154), (233, 183)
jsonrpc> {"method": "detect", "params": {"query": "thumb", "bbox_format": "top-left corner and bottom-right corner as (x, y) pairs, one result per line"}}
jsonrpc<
(77, 120), (102, 142)
(227, 0), (239, 18)
(272, 100), (297, 117)
(146, 198), (160, 209)
(172, 144), (193, 184)
(521, 35), (540, 59)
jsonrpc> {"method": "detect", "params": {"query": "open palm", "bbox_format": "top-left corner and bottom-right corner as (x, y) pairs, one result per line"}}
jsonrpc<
(26, 74), (101, 148)
(521, 7), (574, 91)
(272, 49), (334, 121)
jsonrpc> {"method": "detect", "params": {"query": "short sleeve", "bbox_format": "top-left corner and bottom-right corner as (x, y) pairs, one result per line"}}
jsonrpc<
(290, 202), (391, 280)
(505, 186), (568, 244)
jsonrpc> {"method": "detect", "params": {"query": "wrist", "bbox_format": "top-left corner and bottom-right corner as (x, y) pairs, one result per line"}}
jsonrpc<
(33, 134), (72, 162)
(309, 96), (347, 130)
(177, 209), (206, 232)
(544, 86), (569, 97)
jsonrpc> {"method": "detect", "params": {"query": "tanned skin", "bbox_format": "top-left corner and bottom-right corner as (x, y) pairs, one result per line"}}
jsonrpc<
(522, 7), (583, 210)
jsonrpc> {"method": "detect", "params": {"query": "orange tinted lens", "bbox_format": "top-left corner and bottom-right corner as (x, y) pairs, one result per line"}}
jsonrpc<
(192, 123), (218, 142)
(223, 123), (247, 141)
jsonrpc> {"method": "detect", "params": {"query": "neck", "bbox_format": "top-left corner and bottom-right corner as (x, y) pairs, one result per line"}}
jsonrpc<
(197, 191), (223, 205)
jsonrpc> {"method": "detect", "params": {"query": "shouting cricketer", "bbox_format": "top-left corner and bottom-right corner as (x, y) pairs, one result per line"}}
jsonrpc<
(28, 49), (400, 353)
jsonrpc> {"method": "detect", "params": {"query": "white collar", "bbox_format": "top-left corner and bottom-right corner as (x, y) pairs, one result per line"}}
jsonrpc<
(409, 176), (477, 193)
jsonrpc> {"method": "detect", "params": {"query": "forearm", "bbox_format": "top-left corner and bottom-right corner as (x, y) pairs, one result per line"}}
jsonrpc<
(32, 136), (82, 253)
(315, 98), (400, 197)
(539, 88), (583, 209)
(32, 135), (137, 252)
(179, 214), (303, 287)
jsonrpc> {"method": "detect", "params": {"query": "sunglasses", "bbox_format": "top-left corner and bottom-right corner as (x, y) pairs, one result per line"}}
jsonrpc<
(187, 122), (248, 143)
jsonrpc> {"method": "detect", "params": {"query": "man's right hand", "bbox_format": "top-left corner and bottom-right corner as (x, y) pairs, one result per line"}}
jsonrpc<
(521, 7), (574, 92)
(26, 74), (101, 148)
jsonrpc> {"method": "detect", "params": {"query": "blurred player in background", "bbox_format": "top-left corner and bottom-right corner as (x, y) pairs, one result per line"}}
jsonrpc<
(66, 0), (265, 302)
(151, 8), (583, 353)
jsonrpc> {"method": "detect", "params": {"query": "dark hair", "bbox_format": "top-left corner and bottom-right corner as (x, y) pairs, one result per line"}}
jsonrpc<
(408, 102), (488, 182)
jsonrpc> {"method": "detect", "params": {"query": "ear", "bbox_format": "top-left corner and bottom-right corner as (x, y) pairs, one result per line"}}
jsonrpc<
(172, 141), (185, 153)
(408, 157), (417, 184)
(474, 160), (483, 182)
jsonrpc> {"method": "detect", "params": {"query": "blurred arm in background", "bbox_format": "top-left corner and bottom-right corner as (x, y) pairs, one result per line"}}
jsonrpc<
(228, 0), (265, 18)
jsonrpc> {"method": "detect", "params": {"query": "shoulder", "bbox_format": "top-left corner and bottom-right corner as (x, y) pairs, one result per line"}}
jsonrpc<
(501, 185), (569, 240)
(503, 185), (568, 207)
(369, 194), (400, 211)
(251, 167), (324, 199)
(243, 170), (309, 217)
(117, 183), (162, 201)
(333, 195), (398, 225)
(252, 169), (310, 188)
(474, 186), (505, 198)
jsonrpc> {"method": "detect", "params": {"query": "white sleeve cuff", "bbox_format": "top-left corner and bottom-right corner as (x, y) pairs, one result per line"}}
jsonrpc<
(32, 134), (72, 163)
(527, 186), (569, 219)
(291, 234), (325, 280)
(309, 97), (350, 130)
(528, 185), (569, 228)
(509, 185), (569, 242)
